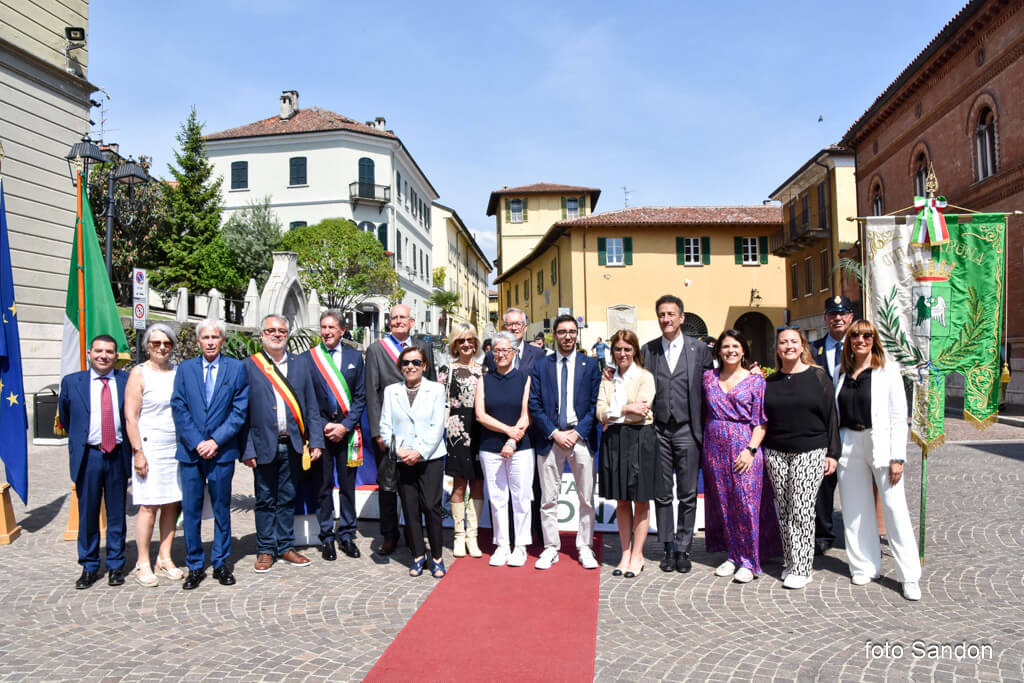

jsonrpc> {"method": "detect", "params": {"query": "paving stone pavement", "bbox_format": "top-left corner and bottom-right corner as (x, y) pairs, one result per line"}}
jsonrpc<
(2, 423), (1022, 682)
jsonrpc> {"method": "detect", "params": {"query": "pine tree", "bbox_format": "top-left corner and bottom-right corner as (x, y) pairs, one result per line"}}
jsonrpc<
(154, 106), (225, 292)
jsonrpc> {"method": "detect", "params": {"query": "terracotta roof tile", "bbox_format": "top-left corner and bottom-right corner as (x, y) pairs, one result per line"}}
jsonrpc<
(205, 107), (397, 141)
(486, 183), (601, 215)
(555, 205), (782, 226)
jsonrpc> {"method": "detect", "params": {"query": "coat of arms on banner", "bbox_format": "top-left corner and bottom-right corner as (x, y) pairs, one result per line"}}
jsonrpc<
(865, 213), (1006, 450)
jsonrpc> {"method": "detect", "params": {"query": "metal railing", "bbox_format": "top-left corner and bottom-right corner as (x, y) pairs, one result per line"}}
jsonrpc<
(348, 182), (391, 203)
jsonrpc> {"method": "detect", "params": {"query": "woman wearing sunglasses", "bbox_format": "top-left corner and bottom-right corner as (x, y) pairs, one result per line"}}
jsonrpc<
(835, 320), (921, 600)
(444, 323), (485, 558)
(379, 346), (449, 578)
(123, 323), (184, 586)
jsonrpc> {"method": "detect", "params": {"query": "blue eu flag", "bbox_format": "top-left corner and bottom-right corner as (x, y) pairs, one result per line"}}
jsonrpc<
(0, 179), (28, 504)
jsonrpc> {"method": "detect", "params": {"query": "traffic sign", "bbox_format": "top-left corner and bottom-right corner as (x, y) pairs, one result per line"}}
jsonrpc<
(132, 268), (147, 300)
(133, 301), (148, 330)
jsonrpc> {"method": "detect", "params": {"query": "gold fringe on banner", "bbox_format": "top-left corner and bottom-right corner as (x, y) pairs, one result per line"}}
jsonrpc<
(912, 432), (946, 451)
(964, 411), (999, 430)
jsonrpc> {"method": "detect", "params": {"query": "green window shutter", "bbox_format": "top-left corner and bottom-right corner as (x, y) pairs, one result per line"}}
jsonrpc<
(561, 196), (567, 219)
(734, 236), (743, 264)
(551, 257), (557, 283)
(504, 198), (510, 222)
(759, 236), (768, 264)
(579, 195), (587, 216)
(522, 197), (528, 222)
(701, 236), (711, 265)
(623, 237), (633, 265)
(597, 237), (607, 265)
(538, 271), (543, 293)
(676, 237), (685, 265)
(524, 278), (529, 300)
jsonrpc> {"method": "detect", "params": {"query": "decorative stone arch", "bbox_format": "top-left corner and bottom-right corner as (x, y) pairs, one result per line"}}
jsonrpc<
(260, 251), (310, 330)
(965, 90), (1000, 181)
(907, 141), (932, 197)
(867, 174), (886, 216)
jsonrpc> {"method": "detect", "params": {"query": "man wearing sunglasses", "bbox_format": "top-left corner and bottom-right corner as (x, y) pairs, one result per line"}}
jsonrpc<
(810, 294), (854, 556)
(364, 304), (436, 555)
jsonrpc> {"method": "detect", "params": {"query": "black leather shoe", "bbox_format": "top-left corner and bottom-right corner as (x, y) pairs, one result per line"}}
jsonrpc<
(675, 552), (692, 573)
(321, 541), (337, 561)
(659, 551), (677, 573)
(182, 569), (206, 590)
(107, 568), (125, 586)
(213, 565), (236, 586)
(75, 570), (100, 590)
(339, 539), (361, 558)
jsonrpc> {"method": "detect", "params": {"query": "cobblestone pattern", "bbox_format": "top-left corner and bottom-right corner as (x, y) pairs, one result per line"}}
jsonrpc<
(594, 440), (1024, 682)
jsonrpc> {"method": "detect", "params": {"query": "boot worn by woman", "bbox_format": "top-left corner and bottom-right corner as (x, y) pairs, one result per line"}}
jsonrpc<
(465, 498), (484, 558)
(451, 500), (467, 557)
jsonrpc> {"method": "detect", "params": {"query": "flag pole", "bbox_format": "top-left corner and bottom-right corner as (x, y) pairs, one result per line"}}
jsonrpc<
(919, 443), (928, 564)
(75, 170), (86, 370)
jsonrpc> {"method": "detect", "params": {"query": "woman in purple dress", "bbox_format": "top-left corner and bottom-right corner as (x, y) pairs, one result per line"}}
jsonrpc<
(701, 329), (782, 583)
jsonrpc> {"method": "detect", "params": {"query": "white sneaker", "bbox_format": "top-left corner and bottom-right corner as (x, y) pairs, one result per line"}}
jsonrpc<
(507, 546), (528, 567)
(715, 560), (737, 577)
(578, 546), (599, 570)
(783, 573), (812, 589)
(781, 568), (789, 581)
(535, 547), (559, 570)
(733, 567), (754, 583)
(851, 573), (877, 586)
(489, 546), (510, 567)
(902, 581), (922, 601)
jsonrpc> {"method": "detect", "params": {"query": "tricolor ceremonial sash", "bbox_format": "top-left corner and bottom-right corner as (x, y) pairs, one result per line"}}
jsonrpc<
(310, 343), (365, 467)
(380, 334), (404, 364)
(250, 351), (311, 469)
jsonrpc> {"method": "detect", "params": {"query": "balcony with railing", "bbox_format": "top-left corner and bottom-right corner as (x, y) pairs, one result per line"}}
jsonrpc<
(770, 218), (830, 256)
(349, 182), (391, 211)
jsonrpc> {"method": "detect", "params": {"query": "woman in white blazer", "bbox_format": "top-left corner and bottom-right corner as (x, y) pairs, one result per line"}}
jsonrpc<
(835, 319), (921, 601)
(380, 346), (449, 578)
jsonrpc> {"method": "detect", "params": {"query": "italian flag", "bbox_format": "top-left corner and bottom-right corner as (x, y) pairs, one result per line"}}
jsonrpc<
(60, 176), (129, 379)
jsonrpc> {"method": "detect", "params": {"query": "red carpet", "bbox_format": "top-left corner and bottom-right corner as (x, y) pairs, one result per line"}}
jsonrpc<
(366, 533), (602, 682)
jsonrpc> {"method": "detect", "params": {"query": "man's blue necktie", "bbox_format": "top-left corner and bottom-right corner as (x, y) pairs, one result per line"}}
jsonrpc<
(205, 362), (216, 405)
(558, 357), (569, 431)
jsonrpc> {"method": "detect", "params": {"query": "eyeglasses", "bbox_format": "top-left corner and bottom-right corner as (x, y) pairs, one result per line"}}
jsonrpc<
(492, 348), (515, 355)
(457, 338), (476, 345)
(555, 329), (578, 337)
(612, 347), (634, 354)
(776, 324), (800, 331)
(262, 328), (288, 335)
(148, 340), (173, 349)
(400, 359), (424, 367)
(849, 332), (874, 340)
(504, 321), (525, 329)
(826, 310), (853, 316)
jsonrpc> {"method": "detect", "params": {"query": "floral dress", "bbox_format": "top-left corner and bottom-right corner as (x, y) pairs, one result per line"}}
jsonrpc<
(443, 363), (483, 479)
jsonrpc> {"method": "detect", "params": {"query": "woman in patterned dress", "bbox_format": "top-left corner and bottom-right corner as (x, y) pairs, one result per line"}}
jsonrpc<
(701, 329), (781, 584)
(443, 323), (485, 558)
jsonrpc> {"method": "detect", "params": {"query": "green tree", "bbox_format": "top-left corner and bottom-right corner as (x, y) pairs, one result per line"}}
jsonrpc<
(277, 218), (399, 313)
(222, 195), (281, 289)
(154, 106), (224, 293)
(88, 155), (169, 302)
(428, 267), (460, 335)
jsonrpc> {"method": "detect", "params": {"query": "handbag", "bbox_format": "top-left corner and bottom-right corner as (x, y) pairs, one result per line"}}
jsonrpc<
(376, 435), (399, 493)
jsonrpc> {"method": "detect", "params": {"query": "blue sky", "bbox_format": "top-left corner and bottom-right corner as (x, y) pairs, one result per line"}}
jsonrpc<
(90, 0), (969, 261)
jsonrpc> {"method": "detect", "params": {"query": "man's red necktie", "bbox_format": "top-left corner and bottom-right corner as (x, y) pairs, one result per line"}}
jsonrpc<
(100, 377), (116, 453)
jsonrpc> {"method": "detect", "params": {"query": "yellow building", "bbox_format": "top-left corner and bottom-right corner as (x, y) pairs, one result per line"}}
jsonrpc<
(430, 202), (492, 336)
(486, 183), (601, 275)
(493, 206), (787, 367)
(768, 147), (859, 340)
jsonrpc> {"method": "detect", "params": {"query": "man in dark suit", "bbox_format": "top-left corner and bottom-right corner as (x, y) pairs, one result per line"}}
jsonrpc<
(644, 295), (713, 574)
(242, 314), (325, 573)
(171, 319), (249, 589)
(364, 303), (436, 555)
(482, 307), (545, 376)
(58, 334), (131, 589)
(529, 314), (602, 570)
(301, 310), (366, 561)
(810, 294), (854, 555)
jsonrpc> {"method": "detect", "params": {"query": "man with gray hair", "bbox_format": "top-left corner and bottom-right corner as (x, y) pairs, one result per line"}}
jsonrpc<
(483, 307), (545, 377)
(171, 319), (249, 589)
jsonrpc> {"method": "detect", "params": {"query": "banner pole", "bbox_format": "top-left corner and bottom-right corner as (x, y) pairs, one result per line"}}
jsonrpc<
(76, 170), (86, 370)
(919, 443), (928, 565)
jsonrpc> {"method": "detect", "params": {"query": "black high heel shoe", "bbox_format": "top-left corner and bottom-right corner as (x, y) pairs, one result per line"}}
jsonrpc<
(624, 564), (645, 579)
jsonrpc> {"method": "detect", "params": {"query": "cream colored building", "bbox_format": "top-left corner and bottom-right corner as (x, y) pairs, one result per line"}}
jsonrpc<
(768, 146), (859, 340)
(486, 183), (600, 275)
(429, 202), (491, 336)
(493, 206), (787, 367)
(1, 1), (96, 405)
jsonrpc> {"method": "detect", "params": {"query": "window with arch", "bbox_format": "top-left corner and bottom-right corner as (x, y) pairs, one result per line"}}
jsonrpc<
(871, 184), (884, 216)
(976, 107), (997, 180)
(914, 154), (928, 197)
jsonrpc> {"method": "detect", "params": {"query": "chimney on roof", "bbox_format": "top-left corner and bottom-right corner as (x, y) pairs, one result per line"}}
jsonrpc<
(280, 90), (299, 120)
(373, 116), (386, 130)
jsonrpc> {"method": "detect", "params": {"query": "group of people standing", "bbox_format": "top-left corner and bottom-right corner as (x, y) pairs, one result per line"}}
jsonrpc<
(60, 292), (921, 600)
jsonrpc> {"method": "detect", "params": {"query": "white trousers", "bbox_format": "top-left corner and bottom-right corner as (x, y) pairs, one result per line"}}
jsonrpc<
(538, 440), (595, 551)
(837, 428), (921, 583)
(480, 449), (534, 549)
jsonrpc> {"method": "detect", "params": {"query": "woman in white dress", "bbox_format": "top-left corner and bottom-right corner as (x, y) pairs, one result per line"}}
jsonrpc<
(124, 323), (183, 586)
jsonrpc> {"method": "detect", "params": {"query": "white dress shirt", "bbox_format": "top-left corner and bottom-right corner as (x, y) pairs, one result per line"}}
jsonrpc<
(605, 362), (640, 425)
(662, 333), (684, 374)
(202, 356), (219, 395)
(555, 349), (578, 428)
(825, 334), (845, 381)
(87, 369), (123, 446)
(270, 354), (289, 434)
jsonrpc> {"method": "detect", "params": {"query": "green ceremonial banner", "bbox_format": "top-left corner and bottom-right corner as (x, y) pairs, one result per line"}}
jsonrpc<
(865, 213), (1007, 450)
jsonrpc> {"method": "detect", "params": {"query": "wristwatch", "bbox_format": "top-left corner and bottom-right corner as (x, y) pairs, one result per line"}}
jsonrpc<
(746, 446), (757, 455)
(890, 458), (905, 465)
